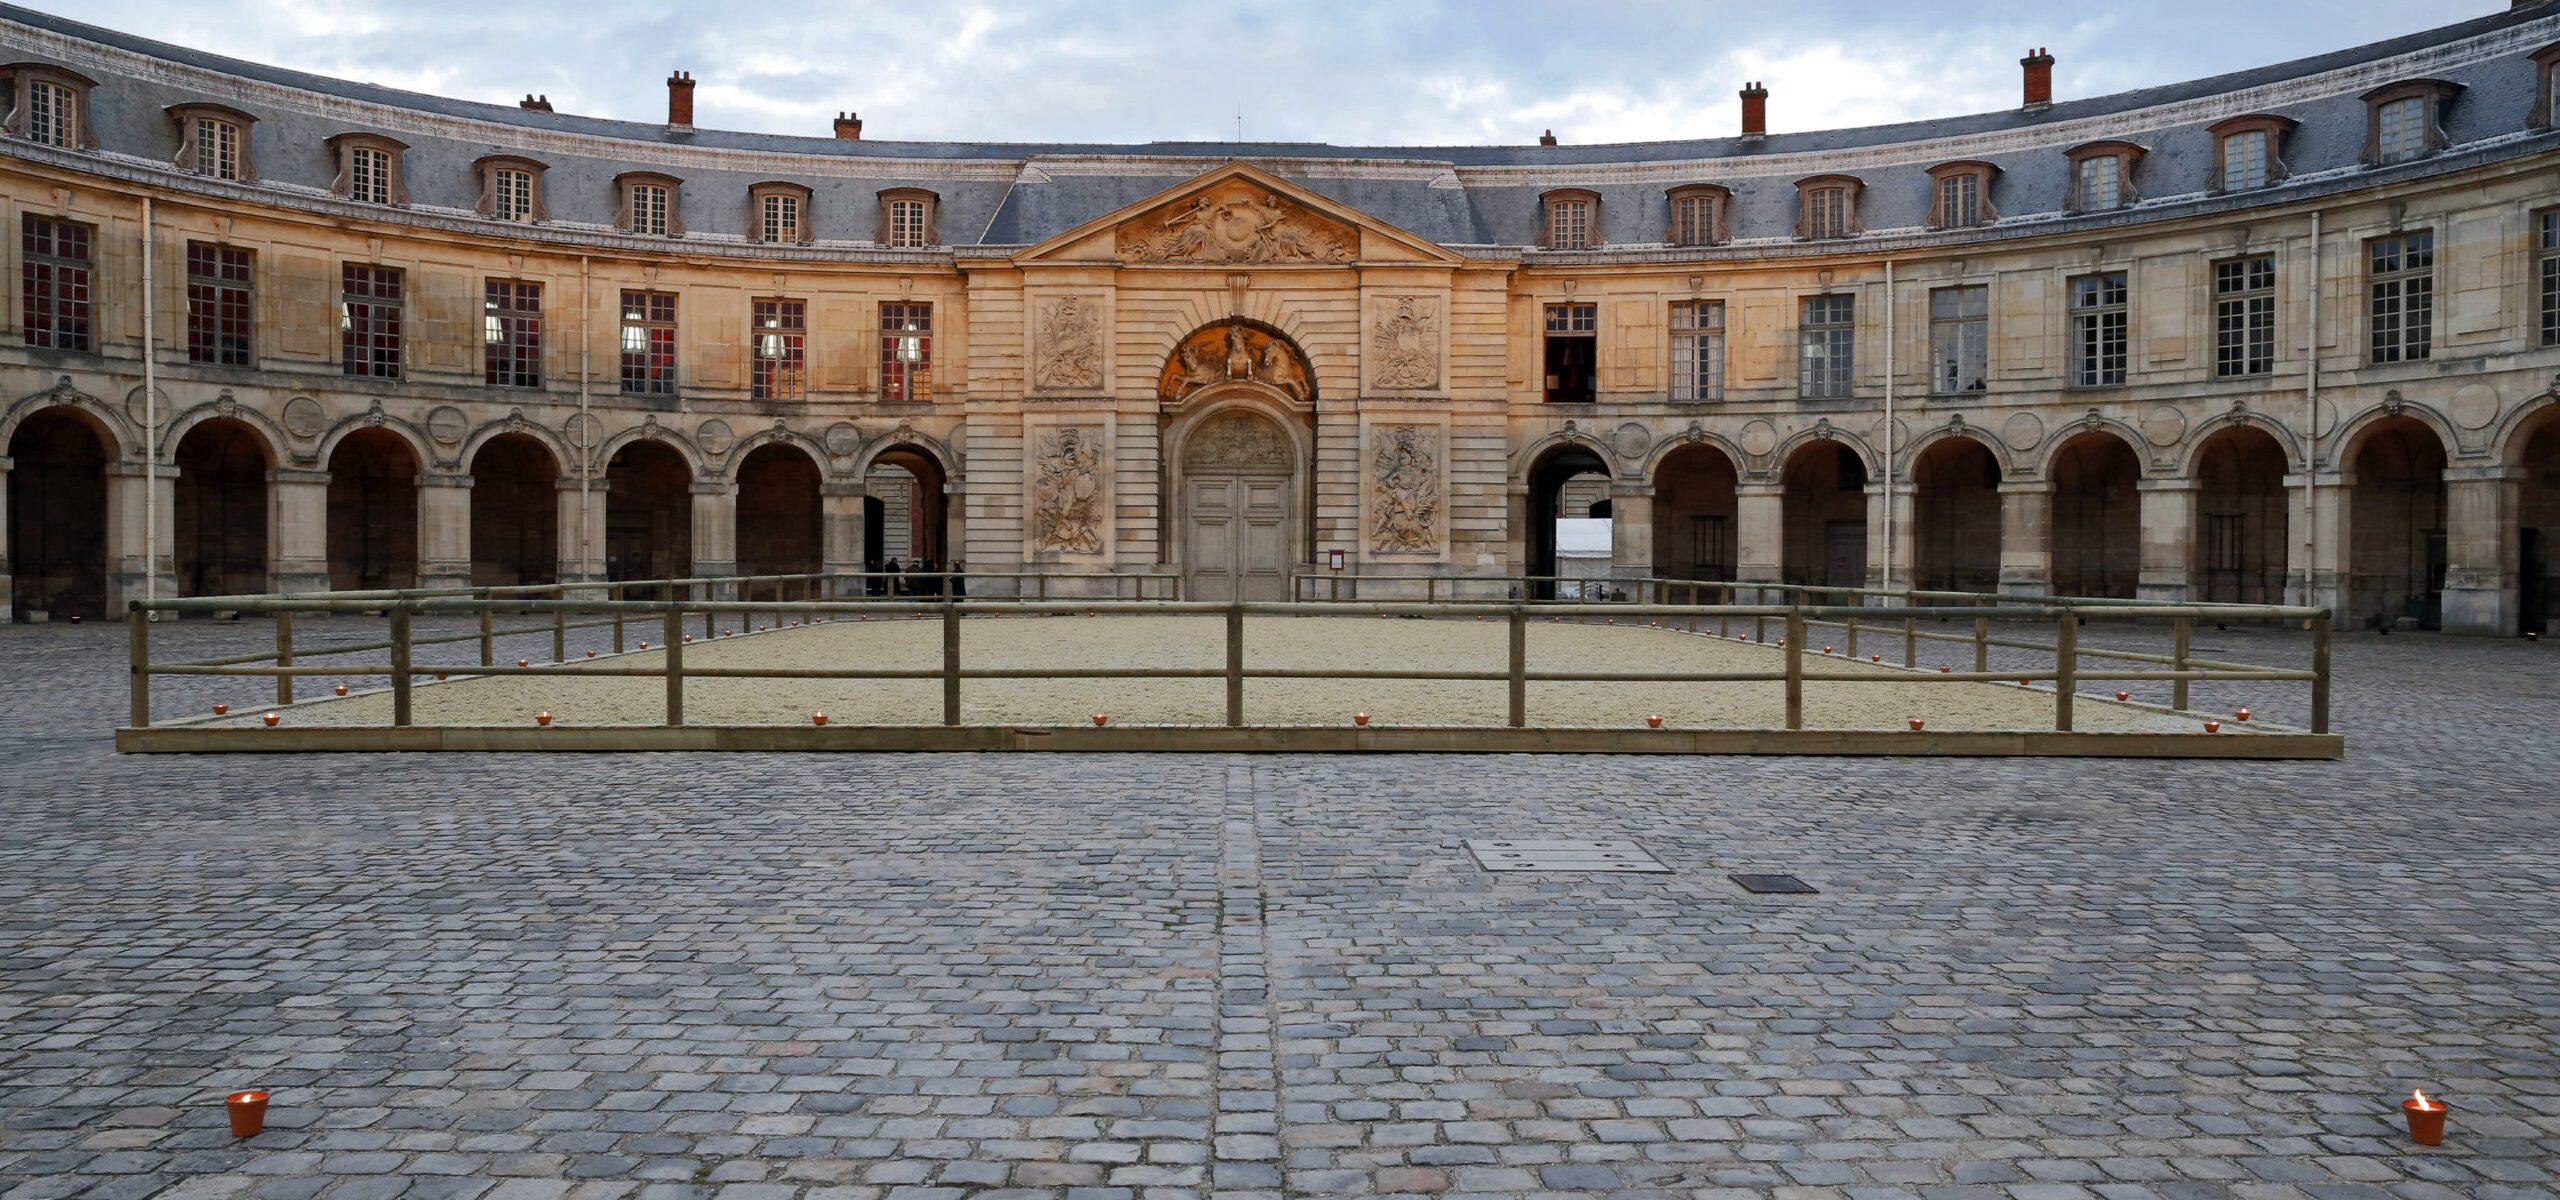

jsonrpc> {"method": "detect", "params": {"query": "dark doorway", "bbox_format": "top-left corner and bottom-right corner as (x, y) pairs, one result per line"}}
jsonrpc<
(606, 440), (692, 593)
(2348, 417), (2446, 629)
(470, 433), (558, 587)
(2194, 426), (2289, 605)
(1911, 438), (2001, 594)
(2049, 431), (2141, 598)
(1653, 443), (1737, 582)
(325, 429), (419, 591)
(1526, 444), (1611, 599)
(7, 408), (110, 619)
(735, 443), (822, 598)
(174, 418), (270, 597)
(1780, 442), (1867, 590)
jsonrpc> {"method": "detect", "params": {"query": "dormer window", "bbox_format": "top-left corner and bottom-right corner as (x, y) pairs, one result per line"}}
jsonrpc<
(1925, 162), (1998, 230)
(326, 133), (409, 206)
(1540, 189), (1600, 250)
(2532, 41), (2560, 131)
(615, 172), (684, 237)
(1794, 175), (1863, 241)
(2064, 141), (2143, 213)
(878, 188), (938, 248)
(168, 104), (256, 181)
(2362, 80), (2462, 166)
(1665, 184), (1729, 247)
(2209, 115), (2296, 193)
(749, 182), (813, 245)
(474, 155), (548, 223)
(2, 63), (98, 150)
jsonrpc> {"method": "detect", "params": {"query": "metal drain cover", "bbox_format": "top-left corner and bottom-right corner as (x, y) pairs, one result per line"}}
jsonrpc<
(1466, 839), (1671, 873)
(1728, 873), (1818, 894)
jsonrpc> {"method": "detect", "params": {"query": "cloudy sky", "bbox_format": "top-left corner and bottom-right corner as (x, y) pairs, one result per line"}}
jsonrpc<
(30, 0), (2502, 146)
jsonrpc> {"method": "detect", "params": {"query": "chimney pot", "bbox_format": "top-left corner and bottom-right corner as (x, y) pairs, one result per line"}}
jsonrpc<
(1739, 81), (1769, 138)
(2021, 48), (2056, 111)
(834, 111), (864, 140)
(519, 93), (552, 112)
(667, 70), (696, 128)
(1538, 129), (1557, 146)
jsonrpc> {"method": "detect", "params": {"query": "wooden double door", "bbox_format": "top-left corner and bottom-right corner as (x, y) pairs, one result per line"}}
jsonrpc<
(1183, 470), (1293, 601)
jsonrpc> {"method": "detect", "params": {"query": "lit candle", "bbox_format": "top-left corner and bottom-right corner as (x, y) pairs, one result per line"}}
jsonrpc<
(535, 711), (552, 727)
(1092, 712), (1109, 726)
(1646, 714), (1663, 729)
(811, 711), (827, 727)
(2402, 1087), (2447, 1146)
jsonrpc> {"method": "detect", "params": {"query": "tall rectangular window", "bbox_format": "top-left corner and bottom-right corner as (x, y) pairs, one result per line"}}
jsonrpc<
(1542, 301), (1597, 403)
(25, 80), (75, 148)
(753, 299), (807, 400)
(2222, 131), (2269, 191)
(195, 119), (240, 180)
(186, 241), (254, 366)
(340, 263), (404, 377)
(1938, 173), (1981, 228)
(21, 214), (93, 352)
(887, 199), (928, 248)
(2376, 96), (2426, 165)
(880, 301), (933, 401)
(2077, 155), (2122, 212)
(484, 280), (542, 388)
(761, 193), (801, 244)
(1930, 285), (1987, 395)
(2540, 210), (2559, 349)
(2368, 231), (2434, 364)
(1547, 200), (1592, 250)
(349, 146), (392, 205)
(1804, 188), (1849, 240)
(1669, 300), (1724, 402)
(630, 184), (670, 236)
(493, 169), (534, 222)
(2213, 255), (2276, 378)
(1671, 194), (1717, 246)
(2070, 272), (2128, 387)
(1798, 294), (1854, 399)
(620, 290), (677, 394)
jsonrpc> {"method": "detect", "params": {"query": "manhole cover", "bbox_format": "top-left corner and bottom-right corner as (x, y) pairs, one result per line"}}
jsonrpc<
(1728, 873), (1818, 895)
(1465, 839), (1671, 873)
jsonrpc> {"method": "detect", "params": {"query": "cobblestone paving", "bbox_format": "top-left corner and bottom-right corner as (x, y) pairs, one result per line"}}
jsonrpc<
(3, 616), (2556, 1199)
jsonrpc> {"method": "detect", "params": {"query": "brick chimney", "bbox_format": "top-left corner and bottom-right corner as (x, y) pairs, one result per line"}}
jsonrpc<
(1538, 129), (1557, 146)
(1739, 82), (1768, 138)
(834, 111), (863, 140)
(666, 70), (695, 129)
(520, 94), (552, 112)
(2021, 48), (2055, 112)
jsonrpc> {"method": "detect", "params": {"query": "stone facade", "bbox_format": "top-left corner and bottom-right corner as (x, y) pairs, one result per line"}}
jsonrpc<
(5, 6), (2560, 629)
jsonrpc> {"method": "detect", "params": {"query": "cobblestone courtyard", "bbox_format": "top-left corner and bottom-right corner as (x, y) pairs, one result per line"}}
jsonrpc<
(3, 618), (2555, 1200)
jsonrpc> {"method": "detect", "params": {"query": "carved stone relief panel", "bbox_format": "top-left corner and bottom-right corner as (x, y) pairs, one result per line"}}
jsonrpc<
(1028, 422), (1108, 559)
(1031, 294), (1106, 392)
(1116, 180), (1356, 264)
(1158, 322), (1313, 404)
(1184, 411), (1293, 471)
(1366, 423), (1444, 558)
(1369, 295), (1441, 391)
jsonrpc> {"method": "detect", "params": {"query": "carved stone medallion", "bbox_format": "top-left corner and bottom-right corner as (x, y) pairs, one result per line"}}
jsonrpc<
(824, 421), (861, 457)
(1369, 425), (1442, 557)
(1738, 419), (1780, 459)
(1185, 412), (1292, 470)
(1031, 426), (1106, 556)
(696, 419), (735, 457)
(1371, 297), (1439, 389)
(123, 384), (166, 428)
(1611, 422), (1652, 463)
(1117, 181), (1355, 265)
(1033, 296), (1105, 391)
(281, 396), (327, 440)
(2001, 411), (2046, 453)
(563, 412), (604, 453)
(2141, 404), (2188, 447)
(426, 405), (468, 446)
(2450, 382), (2500, 431)
(1159, 322), (1313, 404)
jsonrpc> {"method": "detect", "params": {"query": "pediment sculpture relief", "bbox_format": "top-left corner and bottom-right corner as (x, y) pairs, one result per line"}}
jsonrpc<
(1159, 322), (1313, 404)
(1369, 425), (1442, 556)
(1118, 182), (1356, 264)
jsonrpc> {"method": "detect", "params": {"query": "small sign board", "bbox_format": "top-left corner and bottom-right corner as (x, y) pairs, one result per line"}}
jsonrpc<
(1327, 549), (1345, 572)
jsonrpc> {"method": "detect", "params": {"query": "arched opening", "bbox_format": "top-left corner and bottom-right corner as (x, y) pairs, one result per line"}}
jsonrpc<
(2349, 417), (2446, 629)
(325, 428), (419, 591)
(2048, 431), (2140, 598)
(1911, 437), (2002, 594)
(1780, 441), (1867, 590)
(174, 417), (270, 597)
(2194, 426), (2290, 605)
(1175, 407), (1301, 602)
(2520, 417), (2560, 634)
(864, 445), (949, 595)
(736, 442), (822, 598)
(1526, 443), (1612, 599)
(7, 408), (111, 620)
(605, 439), (692, 592)
(469, 434), (558, 587)
(1652, 442), (1737, 583)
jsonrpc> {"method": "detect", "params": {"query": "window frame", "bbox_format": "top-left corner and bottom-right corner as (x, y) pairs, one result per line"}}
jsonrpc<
(877, 188), (940, 248)
(1793, 174), (1863, 241)
(752, 298), (809, 401)
(2360, 79), (2462, 167)
(1541, 301), (1598, 404)
(614, 171), (685, 238)
(1797, 293), (1855, 400)
(2212, 254), (2278, 379)
(1664, 184), (1729, 248)
(338, 261), (406, 379)
(2366, 230), (2435, 366)
(2068, 271), (2130, 389)
(2532, 41), (2560, 132)
(1, 63), (98, 150)
(185, 240), (255, 367)
(474, 154), (549, 224)
(325, 132), (410, 206)
(748, 181), (814, 246)
(2539, 208), (2559, 349)
(1923, 161), (1998, 231)
(879, 301), (934, 402)
(1669, 299), (1725, 402)
(20, 212), (94, 353)
(2063, 140), (2143, 213)
(2207, 114), (2296, 193)
(619, 289), (679, 395)
(1928, 284), (1988, 397)
(167, 103), (258, 182)
(484, 279), (544, 390)
(1539, 188), (1601, 250)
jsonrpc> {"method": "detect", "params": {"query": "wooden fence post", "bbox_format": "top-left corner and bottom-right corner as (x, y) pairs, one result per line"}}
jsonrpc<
(1507, 606), (1528, 728)
(275, 611), (295, 706)
(942, 603), (962, 726)
(2054, 609), (2077, 732)
(701, 582), (715, 640)
(1903, 615), (1916, 667)
(390, 606), (413, 728)
(663, 605), (685, 727)
(1226, 601), (1245, 727)
(612, 583), (626, 653)
(2172, 617), (2192, 711)
(1973, 614), (1989, 673)
(2310, 610), (2332, 734)
(1845, 613), (1859, 660)
(552, 604), (567, 662)
(1784, 610), (1805, 730)
(478, 603), (495, 666)
(127, 603), (151, 729)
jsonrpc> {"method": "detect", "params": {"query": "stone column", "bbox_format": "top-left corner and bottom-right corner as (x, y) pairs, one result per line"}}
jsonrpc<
(2135, 480), (2199, 603)
(0, 455), (12, 621)
(2302, 471), (2350, 621)
(821, 480), (868, 577)
(1504, 484), (1529, 590)
(559, 475), (604, 591)
(1998, 481), (2052, 596)
(2442, 464), (2525, 636)
(690, 478), (739, 584)
(1871, 481), (1914, 593)
(106, 462), (177, 610)
(1735, 483), (1784, 587)
(1608, 483), (1653, 588)
(270, 467), (333, 595)
(417, 472), (474, 591)
(943, 481), (966, 576)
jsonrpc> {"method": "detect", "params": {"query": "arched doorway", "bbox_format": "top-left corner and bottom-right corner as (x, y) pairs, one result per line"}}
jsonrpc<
(470, 433), (558, 587)
(2519, 416), (2560, 634)
(8, 408), (111, 619)
(736, 442), (822, 596)
(1911, 438), (2002, 594)
(1526, 443), (1612, 599)
(1177, 407), (1300, 602)
(864, 444), (949, 593)
(1780, 441), (1867, 590)
(605, 439), (692, 589)
(2049, 431), (2140, 598)
(174, 417), (270, 597)
(2194, 426), (2290, 605)
(2348, 417), (2446, 629)
(1653, 442), (1737, 582)
(325, 428), (419, 591)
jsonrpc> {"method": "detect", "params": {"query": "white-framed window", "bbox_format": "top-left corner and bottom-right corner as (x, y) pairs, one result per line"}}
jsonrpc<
(2376, 96), (2427, 165)
(2368, 231), (2434, 365)
(25, 79), (74, 148)
(2069, 272), (2129, 387)
(888, 199), (928, 247)
(1930, 285), (1987, 395)
(494, 169), (534, 222)
(193, 118), (240, 179)
(1798, 294), (1854, 399)
(1670, 300), (1724, 402)
(2077, 155), (2121, 212)
(762, 192), (801, 244)
(2222, 131), (2269, 191)
(349, 146), (392, 205)
(1546, 198), (1591, 249)
(630, 184), (670, 236)
(2213, 255), (2277, 378)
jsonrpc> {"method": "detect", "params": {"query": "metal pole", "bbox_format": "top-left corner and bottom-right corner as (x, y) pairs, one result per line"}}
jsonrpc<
(274, 611), (294, 706)
(2310, 609), (2332, 734)
(2172, 617), (2192, 711)
(141, 197), (158, 611)
(1507, 605), (1527, 728)
(127, 603), (150, 728)
(1226, 601), (1245, 727)
(1784, 610), (1805, 730)
(942, 602), (962, 726)
(390, 606), (413, 727)
(2054, 609), (2077, 732)
(664, 605), (684, 726)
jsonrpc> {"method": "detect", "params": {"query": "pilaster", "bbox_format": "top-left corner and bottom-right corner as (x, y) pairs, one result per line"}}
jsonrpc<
(2136, 480), (2199, 603)
(418, 473), (474, 591)
(269, 467), (333, 595)
(691, 479), (740, 581)
(1736, 483), (1783, 585)
(821, 481), (869, 576)
(2442, 464), (2526, 636)
(1998, 481), (2051, 595)
(105, 462), (177, 611)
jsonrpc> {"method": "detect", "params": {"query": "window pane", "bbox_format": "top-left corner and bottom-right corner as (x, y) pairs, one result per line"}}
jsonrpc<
(1670, 300), (1723, 401)
(2377, 96), (2426, 164)
(2223, 131), (2267, 190)
(1930, 285), (1986, 394)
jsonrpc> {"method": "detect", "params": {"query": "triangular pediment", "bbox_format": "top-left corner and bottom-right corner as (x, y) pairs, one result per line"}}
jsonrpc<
(1015, 162), (1462, 266)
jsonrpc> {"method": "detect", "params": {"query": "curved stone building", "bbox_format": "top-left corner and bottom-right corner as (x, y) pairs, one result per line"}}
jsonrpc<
(4, 3), (2559, 632)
